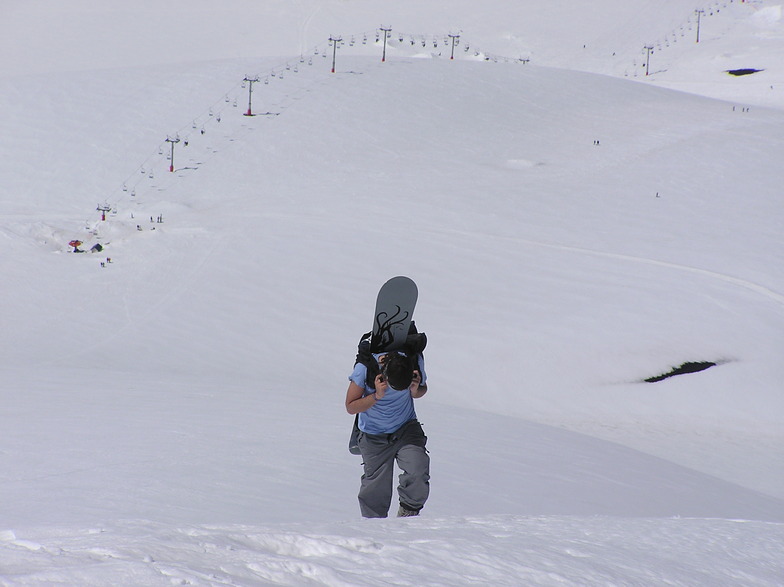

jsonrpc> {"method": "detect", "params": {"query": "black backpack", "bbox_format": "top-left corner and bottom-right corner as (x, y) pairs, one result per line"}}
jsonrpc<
(348, 322), (427, 455)
(354, 321), (427, 388)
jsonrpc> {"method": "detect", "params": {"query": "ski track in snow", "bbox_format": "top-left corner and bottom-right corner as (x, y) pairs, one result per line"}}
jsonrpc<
(539, 239), (784, 308)
(470, 230), (784, 310)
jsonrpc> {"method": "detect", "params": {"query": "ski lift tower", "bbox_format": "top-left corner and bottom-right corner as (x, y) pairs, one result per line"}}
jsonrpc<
(97, 204), (111, 221)
(243, 76), (260, 116)
(329, 36), (343, 73)
(166, 136), (180, 172)
(694, 9), (705, 43)
(644, 45), (654, 76)
(379, 26), (392, 62)
(448, 33), (461, 60)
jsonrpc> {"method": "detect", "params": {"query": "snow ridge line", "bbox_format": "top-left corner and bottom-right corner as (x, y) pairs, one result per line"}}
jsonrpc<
(89, 1), (752, 230)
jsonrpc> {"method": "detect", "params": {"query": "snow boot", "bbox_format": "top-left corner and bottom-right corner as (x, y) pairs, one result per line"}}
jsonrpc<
(397, 503), (421, 518)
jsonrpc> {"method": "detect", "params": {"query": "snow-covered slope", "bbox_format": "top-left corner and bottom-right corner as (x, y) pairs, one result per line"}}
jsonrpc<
(1, 1), (783, 584)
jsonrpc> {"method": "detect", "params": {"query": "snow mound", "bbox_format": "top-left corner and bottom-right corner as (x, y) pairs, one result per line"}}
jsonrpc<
(2, 517), (783, 586)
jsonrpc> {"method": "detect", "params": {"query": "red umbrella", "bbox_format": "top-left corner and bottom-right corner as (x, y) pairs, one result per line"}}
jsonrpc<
(68, 240), (83, 248)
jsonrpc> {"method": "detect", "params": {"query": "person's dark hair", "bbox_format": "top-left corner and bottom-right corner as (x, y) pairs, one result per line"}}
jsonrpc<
(382, 352), (414, 391)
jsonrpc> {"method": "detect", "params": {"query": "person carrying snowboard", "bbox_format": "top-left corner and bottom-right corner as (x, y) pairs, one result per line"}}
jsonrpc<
(345, 347), (430, 518)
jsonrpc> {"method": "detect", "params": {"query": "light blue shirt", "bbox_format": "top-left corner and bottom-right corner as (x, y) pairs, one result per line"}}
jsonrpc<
(349, 353), (426, 435)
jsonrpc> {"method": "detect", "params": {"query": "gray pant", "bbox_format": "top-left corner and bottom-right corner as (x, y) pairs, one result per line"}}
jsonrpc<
(357, 420), (430, 518)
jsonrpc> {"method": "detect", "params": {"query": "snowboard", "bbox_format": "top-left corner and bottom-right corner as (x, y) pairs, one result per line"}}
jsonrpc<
(370, 276), (418, 353)
(349, 276), (418, 455)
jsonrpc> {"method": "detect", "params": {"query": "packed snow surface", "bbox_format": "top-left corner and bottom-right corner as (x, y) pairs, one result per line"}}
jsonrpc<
(1, 0), (783, 585)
